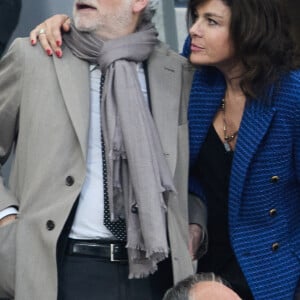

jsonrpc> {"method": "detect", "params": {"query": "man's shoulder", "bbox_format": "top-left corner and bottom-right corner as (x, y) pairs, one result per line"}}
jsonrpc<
(151, 41), (189, 65)
(6, 37), (55, 66)
(8, 37), (83, 65)
(9, 37), (47, 57)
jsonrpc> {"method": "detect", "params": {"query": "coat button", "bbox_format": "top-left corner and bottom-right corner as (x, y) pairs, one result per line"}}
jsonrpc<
(269, 208), (277, 217)
(271, 176), (279, 183)
(65, 176), (74, 186)
(272, 242), (280, 252)
(131, 204), (138, 214)
(46, 220), (55, 231)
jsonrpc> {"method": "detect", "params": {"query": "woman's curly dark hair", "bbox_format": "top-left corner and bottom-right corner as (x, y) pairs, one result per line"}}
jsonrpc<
(187, 0), (300, 98)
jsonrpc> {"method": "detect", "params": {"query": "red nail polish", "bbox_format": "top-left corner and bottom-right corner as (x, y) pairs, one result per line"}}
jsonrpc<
(56, 40), (61, 47)
(46, 49), (52, 56)
(55, 50), (62, 58)
(31, 39), (36, 45)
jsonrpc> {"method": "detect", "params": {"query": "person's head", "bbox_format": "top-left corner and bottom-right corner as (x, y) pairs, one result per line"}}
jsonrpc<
(163, 273), (241, 300)
(187, 0), (299, 98)
(73, 0), (158, 40)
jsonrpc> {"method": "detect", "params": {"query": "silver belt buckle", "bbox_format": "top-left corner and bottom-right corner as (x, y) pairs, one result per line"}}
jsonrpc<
(110, 244), (127, 262)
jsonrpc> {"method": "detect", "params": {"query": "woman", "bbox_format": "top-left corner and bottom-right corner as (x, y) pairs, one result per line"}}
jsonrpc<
(183, 0), (300, 299)
(28, 0), (300, 298)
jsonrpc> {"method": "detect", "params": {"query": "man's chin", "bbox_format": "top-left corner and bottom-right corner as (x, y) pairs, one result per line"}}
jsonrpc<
(73, 18), (97, 33)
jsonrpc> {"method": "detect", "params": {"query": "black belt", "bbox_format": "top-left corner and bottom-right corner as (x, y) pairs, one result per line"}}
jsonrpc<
(66, 238), (128, 262)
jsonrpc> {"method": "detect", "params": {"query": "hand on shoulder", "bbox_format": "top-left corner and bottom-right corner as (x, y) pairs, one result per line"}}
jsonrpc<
(30, 14), (71, 58)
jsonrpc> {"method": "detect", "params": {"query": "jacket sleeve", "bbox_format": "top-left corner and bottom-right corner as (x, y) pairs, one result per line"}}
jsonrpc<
(0, 39), (23, 211)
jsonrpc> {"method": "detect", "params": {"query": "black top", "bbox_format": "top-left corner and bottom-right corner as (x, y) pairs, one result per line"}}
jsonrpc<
(191, 124), (253, 300)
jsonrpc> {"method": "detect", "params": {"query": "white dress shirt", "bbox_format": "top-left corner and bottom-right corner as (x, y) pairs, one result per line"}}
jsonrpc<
(71, 63), (148, 239)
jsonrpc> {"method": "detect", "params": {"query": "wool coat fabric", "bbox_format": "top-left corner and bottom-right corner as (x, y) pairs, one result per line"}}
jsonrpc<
(183, 40), (300, 299)
(0, 37), (199, 300)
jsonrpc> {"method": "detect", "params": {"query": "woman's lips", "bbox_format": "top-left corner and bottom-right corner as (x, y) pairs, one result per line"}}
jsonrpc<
(190, 43), (205, 52)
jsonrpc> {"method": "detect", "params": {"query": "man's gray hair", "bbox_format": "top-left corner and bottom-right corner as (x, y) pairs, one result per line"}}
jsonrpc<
(140, 0), (159, 23)
(162, 273), (231, 300)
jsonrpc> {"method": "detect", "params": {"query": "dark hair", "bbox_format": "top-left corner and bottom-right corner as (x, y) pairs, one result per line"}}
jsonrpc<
(187, 0), (300, 98)
(162, 273), (232, 300)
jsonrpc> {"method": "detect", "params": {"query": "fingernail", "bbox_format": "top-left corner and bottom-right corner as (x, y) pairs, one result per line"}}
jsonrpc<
(31, 39), (36, 45)
(56, 40), (61, 47)
(55, 50), (62, 58)
(46, 49), (52, 56)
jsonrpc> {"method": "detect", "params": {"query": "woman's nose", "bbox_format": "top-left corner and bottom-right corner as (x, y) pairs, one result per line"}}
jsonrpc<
(189, 20), (203, 37)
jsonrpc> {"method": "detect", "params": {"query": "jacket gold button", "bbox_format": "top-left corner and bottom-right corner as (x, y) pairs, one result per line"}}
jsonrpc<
(269, 208), (277, 217)
(272, 242), (280, 252)
(65, 176), (74, 186)
(271, 176), (279, 183)
(46, 220), (55, 231)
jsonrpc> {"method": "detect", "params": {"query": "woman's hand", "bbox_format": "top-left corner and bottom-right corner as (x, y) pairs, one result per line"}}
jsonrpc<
(30, 14), (71, 58)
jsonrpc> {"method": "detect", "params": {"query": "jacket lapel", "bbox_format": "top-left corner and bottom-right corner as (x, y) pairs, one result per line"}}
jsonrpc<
(188, 69), (226, 164)
(53, 48), (90, 161)
(147, 45), (191, 175)
(229, 100), (276, 222)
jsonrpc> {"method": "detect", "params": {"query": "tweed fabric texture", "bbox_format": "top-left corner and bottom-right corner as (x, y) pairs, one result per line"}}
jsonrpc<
(183, 38), (300, 300)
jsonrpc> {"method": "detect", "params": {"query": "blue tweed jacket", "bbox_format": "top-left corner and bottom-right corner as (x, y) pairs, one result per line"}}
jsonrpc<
(183, 41), (300, 299)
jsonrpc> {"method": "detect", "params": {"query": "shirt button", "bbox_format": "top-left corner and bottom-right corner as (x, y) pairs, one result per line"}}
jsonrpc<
(269, 208), (277, 217)
(272, 242), (280, 252)
(65, 176), (74, 186)
(46, 220), (55, 231)
(271, 176), (279, 183)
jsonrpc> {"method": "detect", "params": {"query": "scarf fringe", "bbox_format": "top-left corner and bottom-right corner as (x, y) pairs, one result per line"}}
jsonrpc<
(127, 242), (168, 256)
(128, 265), (158, 279)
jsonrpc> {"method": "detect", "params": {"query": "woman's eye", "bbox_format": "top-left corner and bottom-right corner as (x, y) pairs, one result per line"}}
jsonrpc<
(208, 18), (218, 25)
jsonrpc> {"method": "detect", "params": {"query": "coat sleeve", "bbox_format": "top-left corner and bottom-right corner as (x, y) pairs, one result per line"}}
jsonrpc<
(0, 39), (23, 211)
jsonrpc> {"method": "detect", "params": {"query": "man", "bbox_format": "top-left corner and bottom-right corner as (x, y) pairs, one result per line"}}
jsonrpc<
(163, 273), (242, 300)
(0, 0), (205, 299)
(0, 0), (22, 57)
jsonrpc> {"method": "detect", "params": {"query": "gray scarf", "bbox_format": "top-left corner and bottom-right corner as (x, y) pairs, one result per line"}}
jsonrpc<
(63, 21), (177, 278)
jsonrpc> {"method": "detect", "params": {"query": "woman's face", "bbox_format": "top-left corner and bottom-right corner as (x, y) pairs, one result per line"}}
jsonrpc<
(189, 0), (236, 73)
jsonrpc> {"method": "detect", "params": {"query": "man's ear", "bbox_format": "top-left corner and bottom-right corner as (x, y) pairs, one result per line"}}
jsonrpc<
(132, 0), (148, 13)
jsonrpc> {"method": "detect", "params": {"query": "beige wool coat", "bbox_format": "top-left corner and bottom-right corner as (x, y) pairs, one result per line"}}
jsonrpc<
(0, 38), (204, 300)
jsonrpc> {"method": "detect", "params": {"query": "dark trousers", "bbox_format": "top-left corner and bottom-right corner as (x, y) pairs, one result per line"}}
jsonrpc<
(56, 202), (173, 300)
(58, 254), (172, 300)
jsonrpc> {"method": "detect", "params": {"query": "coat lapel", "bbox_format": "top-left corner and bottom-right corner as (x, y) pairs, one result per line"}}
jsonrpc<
(229, 100), (276, 222)
(147, 45), (190, 175)
(188, 69), (226, 164)
(53, 48), (90, 161)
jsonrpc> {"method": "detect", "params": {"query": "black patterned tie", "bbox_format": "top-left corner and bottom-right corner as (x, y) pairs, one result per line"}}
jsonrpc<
(100, 75), (127, 241)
